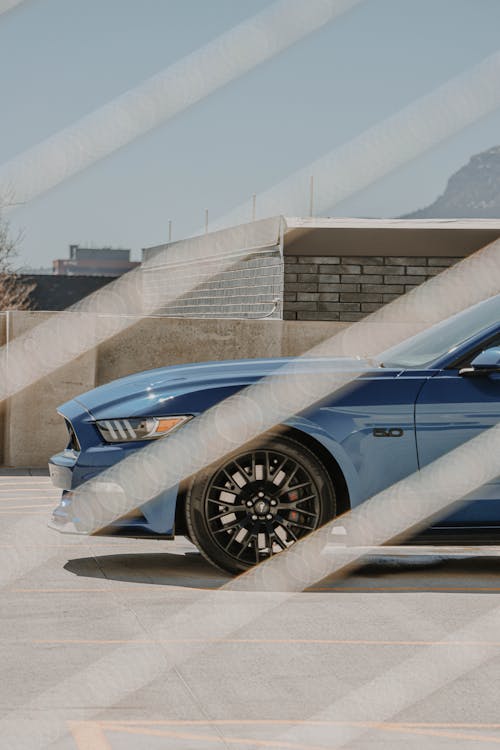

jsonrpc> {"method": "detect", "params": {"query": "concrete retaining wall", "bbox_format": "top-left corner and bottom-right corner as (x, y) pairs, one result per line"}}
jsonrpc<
(3, 311), (345, 467)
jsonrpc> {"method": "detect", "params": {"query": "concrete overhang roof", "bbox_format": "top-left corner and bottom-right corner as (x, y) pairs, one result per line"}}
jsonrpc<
(282, 217), (500, 257)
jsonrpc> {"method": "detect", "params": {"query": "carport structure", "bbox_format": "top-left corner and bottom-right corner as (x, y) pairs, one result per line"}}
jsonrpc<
(142, 217), (500, 322)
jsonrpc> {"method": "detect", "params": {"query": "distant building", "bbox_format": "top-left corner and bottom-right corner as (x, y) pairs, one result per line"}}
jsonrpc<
(20, 266), (53, 275)
(53, 244), (139, 276)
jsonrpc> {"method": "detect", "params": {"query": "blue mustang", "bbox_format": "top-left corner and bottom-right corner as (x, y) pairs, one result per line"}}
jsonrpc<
(49, 295), (500, 573)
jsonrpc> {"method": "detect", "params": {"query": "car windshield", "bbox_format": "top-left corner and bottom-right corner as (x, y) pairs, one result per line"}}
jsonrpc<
(380, 295), (500, 369)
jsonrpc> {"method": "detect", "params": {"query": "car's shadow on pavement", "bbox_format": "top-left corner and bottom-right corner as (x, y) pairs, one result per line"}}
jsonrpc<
(64, 550), (230, 589)
(310, 555), (500, 593)
(64, 548), (500, 593)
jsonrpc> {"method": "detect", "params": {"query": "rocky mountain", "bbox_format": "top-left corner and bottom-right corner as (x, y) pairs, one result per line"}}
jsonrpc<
(403, 146), (500, 219)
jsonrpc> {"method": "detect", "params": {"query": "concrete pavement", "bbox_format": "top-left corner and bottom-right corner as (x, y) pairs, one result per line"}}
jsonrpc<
(1, 472), (500, 749)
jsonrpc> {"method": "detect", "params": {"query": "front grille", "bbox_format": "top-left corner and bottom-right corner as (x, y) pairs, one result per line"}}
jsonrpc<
(64, 418), (81, 452)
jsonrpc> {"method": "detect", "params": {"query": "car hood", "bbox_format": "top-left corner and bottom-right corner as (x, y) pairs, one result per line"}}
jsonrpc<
(65, 356), (376, 420)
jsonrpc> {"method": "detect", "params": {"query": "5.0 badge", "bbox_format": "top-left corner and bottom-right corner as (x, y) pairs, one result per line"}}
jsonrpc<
(373, 428), (404, 438)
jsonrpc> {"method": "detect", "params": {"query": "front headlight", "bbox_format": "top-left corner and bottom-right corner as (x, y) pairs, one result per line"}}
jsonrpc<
(96, 416), (191, 443)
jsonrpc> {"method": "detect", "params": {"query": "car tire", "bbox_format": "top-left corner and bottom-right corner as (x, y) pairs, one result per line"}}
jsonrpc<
(185, 435), (336, 574)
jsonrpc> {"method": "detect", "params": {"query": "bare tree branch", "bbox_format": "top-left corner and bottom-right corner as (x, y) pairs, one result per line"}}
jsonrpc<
(0, 208), (34, 310)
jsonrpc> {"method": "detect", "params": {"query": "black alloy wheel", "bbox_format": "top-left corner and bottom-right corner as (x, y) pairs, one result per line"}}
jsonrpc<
(185, 435), (336, 574)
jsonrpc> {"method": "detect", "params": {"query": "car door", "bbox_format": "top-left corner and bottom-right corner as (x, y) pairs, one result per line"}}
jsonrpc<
(415, 345), (500, 527)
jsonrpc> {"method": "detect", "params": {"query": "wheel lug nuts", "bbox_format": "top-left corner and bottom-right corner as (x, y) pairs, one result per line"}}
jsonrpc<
(258, 491), (264, 498)
(252, 514), (258, 521)
(246, 500), (253, 507)
(266, 514), (273, 520)
(270, 499), (277, 506)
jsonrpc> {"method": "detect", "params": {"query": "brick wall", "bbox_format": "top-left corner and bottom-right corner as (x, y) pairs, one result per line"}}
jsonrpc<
(283, 255), (462, 321)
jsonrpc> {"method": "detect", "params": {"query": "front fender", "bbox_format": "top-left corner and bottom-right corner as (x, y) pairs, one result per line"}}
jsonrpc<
(284, 415), (362, 507)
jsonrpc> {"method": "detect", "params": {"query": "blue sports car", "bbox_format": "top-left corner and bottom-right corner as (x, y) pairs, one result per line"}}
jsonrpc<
(50, 295), (500, 573)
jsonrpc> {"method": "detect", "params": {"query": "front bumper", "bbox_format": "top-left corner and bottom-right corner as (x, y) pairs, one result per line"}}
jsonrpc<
(48, 401), (179, 538)
(48, 454), (74, 491)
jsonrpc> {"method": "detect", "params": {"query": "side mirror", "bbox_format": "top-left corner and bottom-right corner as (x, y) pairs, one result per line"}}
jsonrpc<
(459, 347), (500, 377)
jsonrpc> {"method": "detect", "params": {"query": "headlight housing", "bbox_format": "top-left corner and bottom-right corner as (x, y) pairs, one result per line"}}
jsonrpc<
(96, 416), (191, 443)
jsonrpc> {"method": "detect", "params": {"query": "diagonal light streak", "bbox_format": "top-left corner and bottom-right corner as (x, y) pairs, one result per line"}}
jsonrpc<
(0, 0), (361, 206)
(0, 0), (25, 16)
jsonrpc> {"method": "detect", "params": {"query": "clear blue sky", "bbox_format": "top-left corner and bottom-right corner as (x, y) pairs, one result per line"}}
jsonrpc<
(2, 0), (500, 268)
